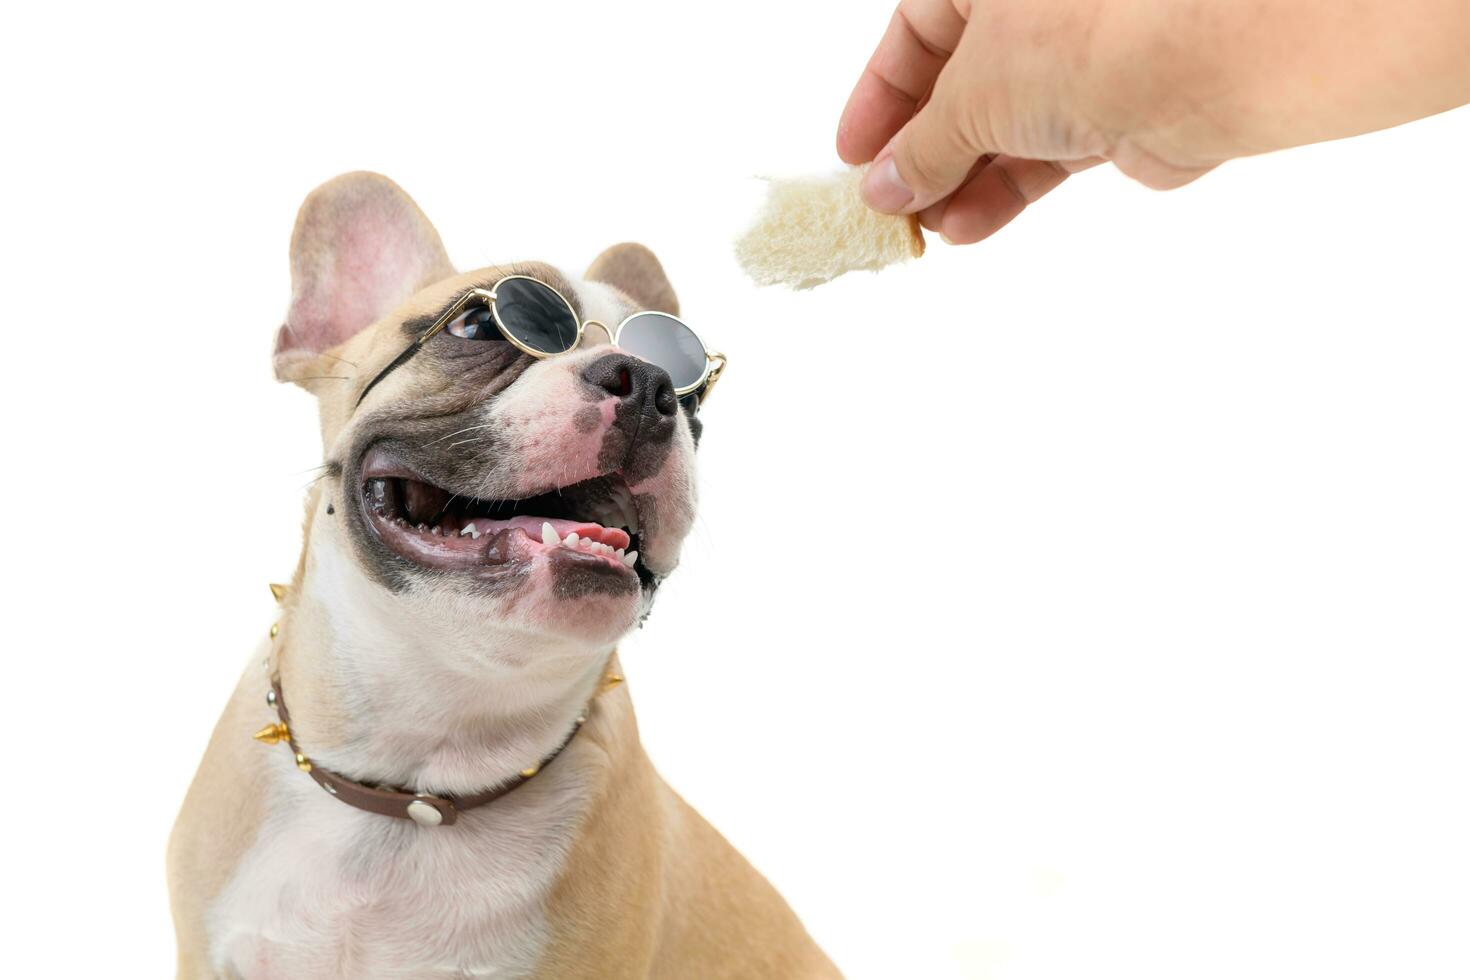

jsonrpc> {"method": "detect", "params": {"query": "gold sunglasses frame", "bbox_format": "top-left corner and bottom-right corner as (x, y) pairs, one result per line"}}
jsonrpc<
(410, 275), (726, 403)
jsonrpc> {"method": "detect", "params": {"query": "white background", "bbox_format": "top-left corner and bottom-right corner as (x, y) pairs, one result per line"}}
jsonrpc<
(4, 2), (1468, 977)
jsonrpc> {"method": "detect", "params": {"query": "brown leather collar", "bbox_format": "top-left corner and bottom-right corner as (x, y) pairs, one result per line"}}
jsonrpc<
(254, 677), (591, 827)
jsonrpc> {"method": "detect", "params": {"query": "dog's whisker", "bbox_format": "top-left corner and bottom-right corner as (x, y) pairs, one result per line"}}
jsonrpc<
(424, 423), (494, 448)
(432, 493), (462, 524)
(315, 351), (360, 368)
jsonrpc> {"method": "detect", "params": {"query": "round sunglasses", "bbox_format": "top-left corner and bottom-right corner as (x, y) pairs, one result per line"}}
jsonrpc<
(356, 275), (725, 409)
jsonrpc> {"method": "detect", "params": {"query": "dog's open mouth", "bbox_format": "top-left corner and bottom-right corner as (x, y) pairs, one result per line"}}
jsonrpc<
(358, 447), (651, 586)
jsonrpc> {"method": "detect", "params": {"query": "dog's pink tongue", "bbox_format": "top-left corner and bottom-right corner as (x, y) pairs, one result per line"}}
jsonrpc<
(494, 517), (630, 550)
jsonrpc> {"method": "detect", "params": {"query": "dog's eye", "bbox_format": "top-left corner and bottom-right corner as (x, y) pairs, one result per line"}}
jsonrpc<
(447, 305), (500, 341)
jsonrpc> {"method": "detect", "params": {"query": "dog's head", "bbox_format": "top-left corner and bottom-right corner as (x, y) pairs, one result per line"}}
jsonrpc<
(274, 173), (704, 653)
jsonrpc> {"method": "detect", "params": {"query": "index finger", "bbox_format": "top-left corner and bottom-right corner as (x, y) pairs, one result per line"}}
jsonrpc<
(836, 0), (969, 165)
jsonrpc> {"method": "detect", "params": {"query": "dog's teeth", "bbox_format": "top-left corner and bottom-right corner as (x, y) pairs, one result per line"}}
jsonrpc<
(621, 550), (638, 568)
(460, 523), (477, 538)
(564, 532), (579, 548)
(615, 547), (625, 560)
(431, 525), (442, 536)
(541, 522), (559, 547)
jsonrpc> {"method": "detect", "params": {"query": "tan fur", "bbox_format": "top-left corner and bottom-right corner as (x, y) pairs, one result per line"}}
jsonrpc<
(586, 243), (681, 316)
(533, 682), (838, 979)
(168, 173), (838, 978)
(168, 489), (319, 977)
(168, 659), (274, 976)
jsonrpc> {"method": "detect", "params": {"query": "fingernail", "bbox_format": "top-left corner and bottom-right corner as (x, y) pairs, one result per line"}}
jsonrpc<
(861, 156), (914, 213)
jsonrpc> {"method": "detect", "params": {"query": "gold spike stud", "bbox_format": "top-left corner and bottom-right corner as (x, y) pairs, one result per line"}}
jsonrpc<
(269, 582), (289, 603)
(295, 753), (313, 773)
(519, 765), (540, 778)
(253, 722), (290, 745)
(602, 672), (624, 692)
(270, 623), (280, 639)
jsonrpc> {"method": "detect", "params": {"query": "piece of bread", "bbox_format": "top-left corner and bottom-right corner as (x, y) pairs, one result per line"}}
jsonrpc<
(735, 166), (925, 289)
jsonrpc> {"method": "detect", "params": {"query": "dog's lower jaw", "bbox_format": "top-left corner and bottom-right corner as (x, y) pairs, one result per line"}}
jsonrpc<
(275, 526), (623, 796)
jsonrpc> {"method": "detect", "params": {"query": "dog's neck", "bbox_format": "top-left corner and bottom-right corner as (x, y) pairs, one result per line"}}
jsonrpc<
(275, 530), (614, 797)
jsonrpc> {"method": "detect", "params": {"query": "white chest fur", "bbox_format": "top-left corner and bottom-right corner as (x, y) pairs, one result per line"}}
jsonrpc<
(208, 748), (590, 979)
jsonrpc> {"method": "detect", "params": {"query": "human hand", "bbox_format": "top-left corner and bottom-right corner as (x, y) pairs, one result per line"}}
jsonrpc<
(837, 0), (1470, 244)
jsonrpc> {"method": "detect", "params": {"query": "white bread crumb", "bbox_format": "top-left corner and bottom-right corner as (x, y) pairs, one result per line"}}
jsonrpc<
(735, 166), (925, 289)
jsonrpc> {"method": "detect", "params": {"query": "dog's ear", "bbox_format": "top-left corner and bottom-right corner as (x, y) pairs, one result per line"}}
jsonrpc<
(585, 243), (679, 316)
(274, 172), (453, 384)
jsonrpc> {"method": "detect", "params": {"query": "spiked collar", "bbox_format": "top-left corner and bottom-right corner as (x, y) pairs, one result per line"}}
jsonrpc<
(255, 585), (622, 827)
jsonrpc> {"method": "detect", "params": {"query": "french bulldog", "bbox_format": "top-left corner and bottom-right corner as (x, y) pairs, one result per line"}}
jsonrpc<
(167, 172), (839, 979)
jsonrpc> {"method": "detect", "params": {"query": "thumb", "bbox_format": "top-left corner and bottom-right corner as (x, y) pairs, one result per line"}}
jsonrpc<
(860, 64), (989, 214)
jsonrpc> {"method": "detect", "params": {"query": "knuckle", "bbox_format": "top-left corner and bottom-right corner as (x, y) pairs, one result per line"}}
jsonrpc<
(902, 93), (985, 192)
(901, 138), (957, 191)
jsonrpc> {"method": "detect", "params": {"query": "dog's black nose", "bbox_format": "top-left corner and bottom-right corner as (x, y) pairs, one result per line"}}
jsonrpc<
(582, 353), (678, 419)
(581, 352), (679, 481)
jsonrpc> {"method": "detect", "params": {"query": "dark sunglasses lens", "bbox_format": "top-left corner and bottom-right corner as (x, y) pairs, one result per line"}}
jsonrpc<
(617, 313), (706, 390)
(493, 278), (580, 354)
